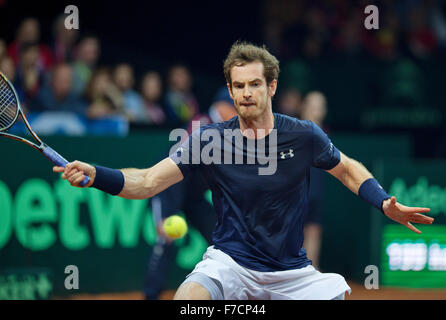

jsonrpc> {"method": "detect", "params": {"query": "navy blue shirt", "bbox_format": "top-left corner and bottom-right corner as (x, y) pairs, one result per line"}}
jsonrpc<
(170, 113), (340, 272)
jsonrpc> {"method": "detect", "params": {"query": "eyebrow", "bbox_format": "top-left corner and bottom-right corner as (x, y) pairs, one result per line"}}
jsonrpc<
(232, 78), (263, 85)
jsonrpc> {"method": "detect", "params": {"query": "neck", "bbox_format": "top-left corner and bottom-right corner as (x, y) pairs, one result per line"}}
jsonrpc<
(238, 107), (274, 139)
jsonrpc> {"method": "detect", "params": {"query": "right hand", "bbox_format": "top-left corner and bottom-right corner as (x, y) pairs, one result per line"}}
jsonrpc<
(53, 160), (96, 188)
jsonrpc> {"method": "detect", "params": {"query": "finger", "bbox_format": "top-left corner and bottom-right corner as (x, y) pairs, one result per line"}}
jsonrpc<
(63, 166), (76, 177)
(391, 196), (397, 205)
(64, 168), (79, 179)
(72, 173), (87, 186)
(67, 167), (79, 176)
(64, 162), (74, 172)
(405, 207), (431, 214)
(398, 204), (431, 214)
(68, 170), (83, 182)
(65, 162), (80, 174)
(68, 171), (84, 185)
(406, 222), (421, 234)
(53, 166), (65, 173)
(67, 171), (81, 184)
(410, 213), (434, 224)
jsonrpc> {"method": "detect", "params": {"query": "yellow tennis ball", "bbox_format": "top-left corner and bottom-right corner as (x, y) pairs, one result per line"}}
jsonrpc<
(163, 215), (188, 239)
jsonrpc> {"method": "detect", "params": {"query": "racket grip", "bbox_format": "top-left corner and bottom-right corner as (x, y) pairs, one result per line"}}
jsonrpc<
(42, 145), (91, 187)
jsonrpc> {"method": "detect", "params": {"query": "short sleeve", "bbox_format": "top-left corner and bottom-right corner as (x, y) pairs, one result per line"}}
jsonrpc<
(169, 129), (202, 178)
(311, 122), (340, 170)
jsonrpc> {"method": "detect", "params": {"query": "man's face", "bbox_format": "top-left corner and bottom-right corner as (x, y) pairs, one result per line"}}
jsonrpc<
(78, 38), (100, 66)
(0, 58), (15, 81)
(52, 65), (72, 99)
(142, 73), (162, 101)
(21, 46), (39, 68)
(228, 61), (276, 121)
(169, 67), (191, 92)
(302, 93), (327, 124)
(114, 65), (134, 91)
(18, 18), (40, 43)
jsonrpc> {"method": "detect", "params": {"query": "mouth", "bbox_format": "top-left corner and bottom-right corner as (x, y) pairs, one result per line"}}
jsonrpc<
(240, 102), (256, 107)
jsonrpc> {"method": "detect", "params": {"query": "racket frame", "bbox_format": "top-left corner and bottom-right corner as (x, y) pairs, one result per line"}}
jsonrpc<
(0, 72), (90, 186)
(0, 73), (22, 133)
(0, 73), (49, 151)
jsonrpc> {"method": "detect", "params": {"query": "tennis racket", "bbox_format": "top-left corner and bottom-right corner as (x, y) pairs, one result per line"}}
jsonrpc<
(0, 72), (90, 186)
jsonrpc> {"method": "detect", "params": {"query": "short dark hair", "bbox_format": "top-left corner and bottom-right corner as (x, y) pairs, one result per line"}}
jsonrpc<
(223, 41), (280, 87)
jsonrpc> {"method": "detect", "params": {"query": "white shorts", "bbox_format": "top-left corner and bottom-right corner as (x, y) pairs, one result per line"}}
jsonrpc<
(184, 246), (351, 300)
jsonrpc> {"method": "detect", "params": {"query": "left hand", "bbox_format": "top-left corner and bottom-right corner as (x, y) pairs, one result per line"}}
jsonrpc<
(382, 196), (433, 234)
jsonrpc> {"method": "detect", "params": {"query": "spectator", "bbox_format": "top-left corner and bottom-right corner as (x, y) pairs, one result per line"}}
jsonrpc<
(72, 36), (100, 97)
(52, 14), (79, 63)
(208, 86), (237, 123)
(15, 42), (45, 106)
(140, 71), (166, 125)
(0, 56), (16, 82)
(85, 68), (124, 119)
(32, 63), (86, 113)
(7, 18), (53, 70)
(276, 88), (302, 118)
(113, 63), (145, 122)
(301, 91), (328, 270)
(301, 91), (327, 127)
(164, 64), (199, 126)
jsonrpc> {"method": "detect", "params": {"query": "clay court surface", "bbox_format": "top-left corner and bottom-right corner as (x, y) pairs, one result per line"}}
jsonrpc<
(63, 282), (446, 300)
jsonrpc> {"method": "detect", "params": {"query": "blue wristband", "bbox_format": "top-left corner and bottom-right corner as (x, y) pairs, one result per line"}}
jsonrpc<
(358, 178), (390, 214)
(92, 166), (125, 195)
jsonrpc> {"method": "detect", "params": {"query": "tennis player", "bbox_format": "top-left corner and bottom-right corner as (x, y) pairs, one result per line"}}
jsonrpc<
(54, 41), (433, 300)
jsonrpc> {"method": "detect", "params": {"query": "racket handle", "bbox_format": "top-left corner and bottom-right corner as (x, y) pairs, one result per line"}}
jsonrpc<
(42, 145), (91, 187)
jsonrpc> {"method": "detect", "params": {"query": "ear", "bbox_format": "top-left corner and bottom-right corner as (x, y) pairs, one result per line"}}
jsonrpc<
(227, 83), (234, 100)
(268, 79), (277, 97)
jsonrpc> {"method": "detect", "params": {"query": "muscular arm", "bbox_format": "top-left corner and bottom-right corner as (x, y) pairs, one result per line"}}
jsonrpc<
(326, 152), (373, 195)
(54, 157), (184, 200)
(119, 158), (184, 199)
(326, 151), (433, 233)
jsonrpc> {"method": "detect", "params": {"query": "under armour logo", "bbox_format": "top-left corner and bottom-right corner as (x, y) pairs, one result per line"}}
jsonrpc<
(280, 149), (294, 159)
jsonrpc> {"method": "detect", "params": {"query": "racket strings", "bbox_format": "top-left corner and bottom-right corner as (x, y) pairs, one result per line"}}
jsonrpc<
(0, 78), (18, 130)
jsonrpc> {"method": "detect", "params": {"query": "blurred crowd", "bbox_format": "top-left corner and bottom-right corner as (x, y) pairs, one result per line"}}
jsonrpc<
(263, 0), (446, 62)
(1, 0), (445, 135)
(0, 16), (203, 129)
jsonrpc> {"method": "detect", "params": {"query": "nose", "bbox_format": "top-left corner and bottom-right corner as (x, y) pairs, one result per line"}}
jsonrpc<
(243, 86), (252, 99)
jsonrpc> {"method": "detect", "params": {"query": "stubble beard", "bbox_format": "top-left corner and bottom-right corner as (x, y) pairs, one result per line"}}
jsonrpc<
(236, 101), (268, 122)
